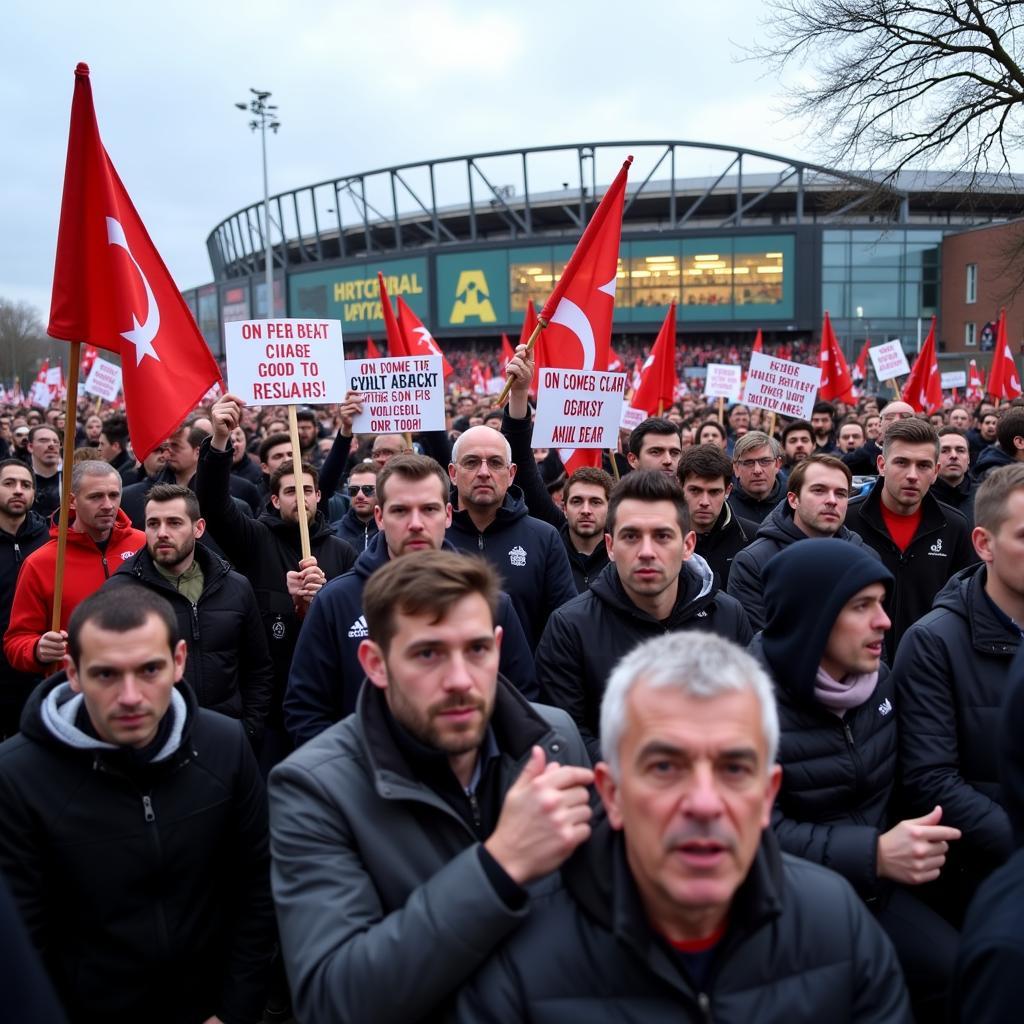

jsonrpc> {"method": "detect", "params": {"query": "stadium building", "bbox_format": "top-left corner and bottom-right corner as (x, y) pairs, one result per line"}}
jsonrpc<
(185, 141), (1023, 368)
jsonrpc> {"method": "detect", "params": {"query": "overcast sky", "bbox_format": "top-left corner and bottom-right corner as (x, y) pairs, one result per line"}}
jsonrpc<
(2, 0), (818, 320)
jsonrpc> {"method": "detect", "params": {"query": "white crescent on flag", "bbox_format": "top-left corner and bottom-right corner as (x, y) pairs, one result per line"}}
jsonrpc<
(106, 216), (161, 365)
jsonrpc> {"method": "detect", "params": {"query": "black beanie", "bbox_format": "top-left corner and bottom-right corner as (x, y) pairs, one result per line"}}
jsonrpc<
(761, 539), (893, 703)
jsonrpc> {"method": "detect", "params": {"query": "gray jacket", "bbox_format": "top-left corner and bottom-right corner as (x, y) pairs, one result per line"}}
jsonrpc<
(269, 677), (589, 1024)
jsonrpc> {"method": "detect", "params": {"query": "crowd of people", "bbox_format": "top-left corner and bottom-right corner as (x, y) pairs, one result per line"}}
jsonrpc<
(0, 341), (1022, 1023)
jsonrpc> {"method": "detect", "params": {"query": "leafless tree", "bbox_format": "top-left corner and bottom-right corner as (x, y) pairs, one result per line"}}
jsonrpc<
(0, 298), (62, 388)
(751, 1), (1024, 189)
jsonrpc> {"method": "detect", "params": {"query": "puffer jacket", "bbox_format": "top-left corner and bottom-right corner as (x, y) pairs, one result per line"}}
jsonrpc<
(332, 505), (379, 552)
(727, 476), (786, 524)
(282, 532), (539, 747)
(536, 555), (752, 761)
(693, 502), (756, 590)
(972, 443), (1014, 482)
(447, 484), (577, 648)
(728, 499), (875, 631)
(894, 563), (1019, 880)
(454, 815), (910, 1023)
(104, 543), (273, 742)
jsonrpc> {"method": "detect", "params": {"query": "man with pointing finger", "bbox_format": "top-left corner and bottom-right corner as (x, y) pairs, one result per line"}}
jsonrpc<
(269, 551), (592, 1024)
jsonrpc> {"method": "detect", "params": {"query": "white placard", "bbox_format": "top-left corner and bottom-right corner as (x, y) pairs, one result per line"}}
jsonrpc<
(533, 368), (627, 448)
(28, 380), (50, 407)
(620, 406), (646, 431)
(868, 340), (911, 382)
(344, 355), (445, 434)
(740, 352), (822, 419)
(485, 375), (505, 396)
(225, 318), (346, 405)
(704, 363), (743, 400)
(941, 371), (967, 389)
(83, 357), (123, 401)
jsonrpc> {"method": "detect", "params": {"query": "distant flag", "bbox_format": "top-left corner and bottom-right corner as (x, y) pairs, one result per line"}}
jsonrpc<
(967, 358), (985, 403)
(470, 359), (487, 394)
(751, 329), (763, 355)
(29, 360), (51, 407)
(396, 296), (454, 377)
(500, 333), (516, 367)
(818, 312), (857, 404)
(80, 345), (99, 377)
(901, 316), (942, 413)
(852, 338), (870, 385)
(986, 307), (1022, 401)
(48, 64), (221, 458)
(630, 302), (678, 417)
(608, 346), (624, 372)
(366, 336), (382, 359)
(377, 273), (409, 358)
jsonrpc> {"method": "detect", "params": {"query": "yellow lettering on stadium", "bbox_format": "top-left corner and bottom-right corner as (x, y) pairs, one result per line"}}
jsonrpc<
(449, 270), (497, 324)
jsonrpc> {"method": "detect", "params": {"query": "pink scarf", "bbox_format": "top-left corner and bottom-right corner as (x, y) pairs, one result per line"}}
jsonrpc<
(814, 666), (878, 717)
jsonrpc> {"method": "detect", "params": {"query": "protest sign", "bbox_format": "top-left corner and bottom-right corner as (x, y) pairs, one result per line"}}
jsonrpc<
(620, 405), (646, 431)
(533, 368), (627, 448)
(344, 355), (445, 434)
(741, 352), (822, 419)
(225, 318), (346, 405)
(704, 363), (742, 400)
(941, 371), (967, 389)
(868, 340), (911, 382)
(83, 356), (122, 401)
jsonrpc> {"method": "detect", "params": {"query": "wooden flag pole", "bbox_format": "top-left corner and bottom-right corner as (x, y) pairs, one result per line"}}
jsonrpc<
(766, 411), (777, 438)
(496, 319), (546, 407)
(890, 377), (902, 399)
(609, 451), (620, 482)
(657, 400), (665, 417)
(717, 397), (725, 425)
(287, 404), (312, 561)
(50, 342), (82, 632)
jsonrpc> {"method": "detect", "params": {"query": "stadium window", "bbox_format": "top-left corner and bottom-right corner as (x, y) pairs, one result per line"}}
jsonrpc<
(965, 322), (977, 347)
(966, 263), (978, 304)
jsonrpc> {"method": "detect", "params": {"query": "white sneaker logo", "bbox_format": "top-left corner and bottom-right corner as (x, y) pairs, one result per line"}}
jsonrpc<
(347, 614), (369, 638)
(929, 539), (946, 557)
(509, 545), (527, 568)
(878, 697), (893, 716)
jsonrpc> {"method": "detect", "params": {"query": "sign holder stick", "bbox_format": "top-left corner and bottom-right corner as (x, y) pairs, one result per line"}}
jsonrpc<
(496, 320), (546, 406)
(766, 411), (777, 438)
(608, 451), (620, 482)
(287, 405), (312, 561)
(717, 397), (725, 425)
(891, 378), (902, 399)
(51, 342), (81, 632)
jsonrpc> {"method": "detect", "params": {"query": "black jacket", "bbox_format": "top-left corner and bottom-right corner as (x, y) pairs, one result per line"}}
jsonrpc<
(121, 466), (262, 526)
(842, 439), (882, 476)
(455, 816), (910, 1023)
(893, 564), (1018, 881)
(558, 522), (609, 592)
(727, 476), (786, 524)
(954, 644), (1024, 1023)
(282, 532), (538, 747)
(0, 675), (275, 1024)
(930, 473), (977, 528)
(0, 511), (49, 735)
(844, 478), (975, 661)
(447, 484), (577, 648)
(104, 544), (274, 742)
(728, 500), (876, 632)
(536, 556), (752, 761)
(231, 453), (266, 494)
(332, 505), (379, 552)
(972, 443), (1015, 482)
(694, 502), (755, 590)
(195, 438), (357, 723)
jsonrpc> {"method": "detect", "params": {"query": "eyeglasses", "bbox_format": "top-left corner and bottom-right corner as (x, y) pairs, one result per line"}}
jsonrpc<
(458, 455), (509, 472)
(735, 457), (776, 470)
(348, 484), (376, 497)
(372, 447), (406, 459)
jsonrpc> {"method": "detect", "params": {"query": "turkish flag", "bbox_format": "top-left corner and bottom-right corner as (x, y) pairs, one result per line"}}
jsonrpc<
(852, 339), (870, 384)
(29, 360), (51, 408)
(366, 337), (382, 359)
(752, 329), (763, 355)
(48, 64), (221, 459)
(967, 358), (985, 402)
(396, 297), (454, 378)
(901, 317), (942, 413)
(608, 346), (624, 373)
(536, 156), (632, 471)
(818, 312), (856, 404)
(80, 345), (99, 377)
(500, 333), (516, 368)
(631, 302), (678, 417)
(377, 273), (410, 358)
(987, 307), (1022, 401)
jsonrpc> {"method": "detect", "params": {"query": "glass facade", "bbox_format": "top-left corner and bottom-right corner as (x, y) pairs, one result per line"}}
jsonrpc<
(821, 229), (942, 352)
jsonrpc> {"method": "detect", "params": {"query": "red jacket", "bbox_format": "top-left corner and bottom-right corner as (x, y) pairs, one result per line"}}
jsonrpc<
(3, 510), (145, 673)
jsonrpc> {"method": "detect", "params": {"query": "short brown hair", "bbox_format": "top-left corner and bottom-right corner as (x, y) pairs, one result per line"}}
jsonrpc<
(786, 454), (852, 497)
(363, 550), (499, 653)
(564, 466), (614, 502)
(146, 483), (201, 522)
(975, 464), (1024, 534)
(376, 453), (449, 507)
(607, 469), (689, 535)
(996, 408), (1024, 457)
(269, 461), (319, 496)
(882, 418), (939, 459)
(348, 461), (379, 480)
(677, 444), (733, 487)
(733, 430), (781, 461)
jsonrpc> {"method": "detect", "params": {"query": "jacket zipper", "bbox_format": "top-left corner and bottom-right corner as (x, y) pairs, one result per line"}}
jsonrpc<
(697, 991), (713, 1022)
(477, 534), (484, 551)
(467, 790), (482, 832)
(101, 555), (109, 578)
(841, 720), (867, 796)
(13, 541), (21, 564)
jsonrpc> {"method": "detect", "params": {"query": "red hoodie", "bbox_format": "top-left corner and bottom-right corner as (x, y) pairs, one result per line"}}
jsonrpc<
(3, 509), (145, 673)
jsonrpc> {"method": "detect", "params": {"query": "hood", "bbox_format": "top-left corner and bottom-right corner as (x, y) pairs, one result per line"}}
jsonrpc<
(589, 551), (717, 625)
(450, 483), (528, 531)
(974, 445), (1013, 473)
(754, 496), (862, 547)
(257, 505), (335, 543)
(1001, 645), (1024, 846)
(352, 531), (461, 581)
(48, 506), (136, 542)
(933, 563), (1022, 655)
(731, 476), (786, 509)
(0, 509), (48, 545)
(20, 671), (193, 764)
(761, 539), (893, 702)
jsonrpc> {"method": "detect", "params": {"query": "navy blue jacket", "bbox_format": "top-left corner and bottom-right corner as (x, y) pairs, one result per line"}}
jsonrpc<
(283, 532), (538, 747)
(446, 485), (577, 649)
(332, 506), (379, 552)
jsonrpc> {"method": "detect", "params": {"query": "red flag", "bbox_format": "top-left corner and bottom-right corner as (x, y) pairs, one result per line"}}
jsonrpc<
(366, 337), (382, 359)
(500, 333), (516, 367)
(987, 308), (1022, 401)
(48, 64), (221, 459)
(377, 273), (409, 358)
(470, 359), (486, 394)
(29, 360), (50, 407)
(80, 345), (99, 377)
(751, 329), (763, 355)
(630, 302), (678, 417)
(520, 301), (544, 400)
(396, 296), (454, 378)
(818, 312), (856, 404)
(852, 339), (870, 384)
(967, 358), (985, 403)
(608, 346), (624, 373)
(901, 317), (942, 413)
(536, 157), (632, 472)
